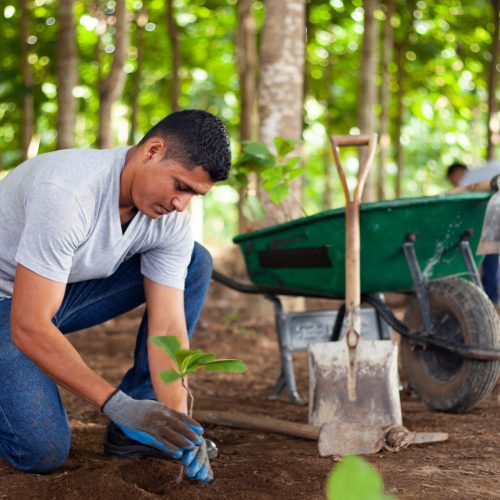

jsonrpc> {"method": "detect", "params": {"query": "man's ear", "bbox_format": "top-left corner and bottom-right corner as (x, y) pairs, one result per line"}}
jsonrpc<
(143, 138), (167, 161)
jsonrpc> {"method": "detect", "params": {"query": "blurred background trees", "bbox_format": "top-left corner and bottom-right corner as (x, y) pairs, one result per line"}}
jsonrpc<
(0, 0), (499, 246)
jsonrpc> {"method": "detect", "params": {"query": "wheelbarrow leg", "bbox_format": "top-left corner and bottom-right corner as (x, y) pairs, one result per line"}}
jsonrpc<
(459, 230), (483, 289)
(402, 233), (436, 337)
(266, 295), (306, 405)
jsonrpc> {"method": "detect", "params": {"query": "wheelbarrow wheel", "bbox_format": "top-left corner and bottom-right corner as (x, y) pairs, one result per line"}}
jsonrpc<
(401, 277), (500, 413)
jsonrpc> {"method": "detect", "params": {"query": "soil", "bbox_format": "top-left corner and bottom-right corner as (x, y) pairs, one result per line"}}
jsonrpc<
(1, 279), (499, 499)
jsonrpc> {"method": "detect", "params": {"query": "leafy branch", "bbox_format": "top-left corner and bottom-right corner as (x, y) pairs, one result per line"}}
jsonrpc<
(229, 136), (304, 222)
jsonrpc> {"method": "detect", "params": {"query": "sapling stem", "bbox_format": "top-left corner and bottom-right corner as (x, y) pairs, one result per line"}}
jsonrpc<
(175, 377), (194, 485)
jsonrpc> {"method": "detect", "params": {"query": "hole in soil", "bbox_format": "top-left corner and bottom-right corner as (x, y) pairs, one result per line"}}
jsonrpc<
(119, 459), (182, 495)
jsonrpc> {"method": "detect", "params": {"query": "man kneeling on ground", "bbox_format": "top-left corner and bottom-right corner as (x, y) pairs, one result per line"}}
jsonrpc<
(0, 109), (231, 483)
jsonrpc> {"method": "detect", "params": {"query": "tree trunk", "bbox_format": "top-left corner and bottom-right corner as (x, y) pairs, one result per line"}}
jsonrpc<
(394, 41), (405, 197)
(167, 0), (180, 112)
(378, 0), (395, 200)
(56, 0), (77, 150)
(486, 0), (500, 160)
(324, 52), (335, 209)
(20, 0), (35, 160)
(236, 0), (258, 232)
(258, 0), (305, 226)
(359, 0), (379, 202)
(129, 8), (147, 144)
(98, 0), (130, 149)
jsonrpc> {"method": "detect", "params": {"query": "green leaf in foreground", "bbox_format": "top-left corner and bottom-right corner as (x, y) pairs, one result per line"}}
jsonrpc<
(201, 359), (248, 372)
(151, 336), (181, 362)
(159, 369), (182, 384)
(326, 455), (394, 500)
(184, 352), (217, 373)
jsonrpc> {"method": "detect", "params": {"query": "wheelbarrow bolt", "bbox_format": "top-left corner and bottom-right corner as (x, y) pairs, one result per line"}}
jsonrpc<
(460, 229), (474, 241)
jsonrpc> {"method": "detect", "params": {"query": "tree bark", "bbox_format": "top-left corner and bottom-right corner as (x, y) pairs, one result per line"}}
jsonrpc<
(359, 0), (379, 202)
(378, 0), (395, 200)
(394, 41), (405, 198)
(236, 0), (258, 232)
(98, 0), (130, 149)
(20, 0), (35, 160)
(258, 0), (306, 226)
(167, 0), (180, 112)
(129, 8), (147, 144)
(56, 0), (77, 150)
(324, 52), (335, 209)
(486, 0), (500, 160)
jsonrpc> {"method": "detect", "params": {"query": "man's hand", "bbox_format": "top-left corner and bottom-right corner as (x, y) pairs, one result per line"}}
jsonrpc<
(181, 439), (214, 483)
(102, 390), (203, 459)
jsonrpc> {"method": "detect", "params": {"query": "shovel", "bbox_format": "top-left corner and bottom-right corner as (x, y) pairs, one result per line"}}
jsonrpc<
(308, 134), (402, 431)
(195, 410), (448, 457)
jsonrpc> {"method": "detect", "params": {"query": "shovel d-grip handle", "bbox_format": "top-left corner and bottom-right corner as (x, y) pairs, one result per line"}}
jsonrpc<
(330, 134), (377, 348)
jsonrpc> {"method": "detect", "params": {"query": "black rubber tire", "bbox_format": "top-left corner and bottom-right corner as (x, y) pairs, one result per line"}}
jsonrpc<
(401, 277), (500, 413)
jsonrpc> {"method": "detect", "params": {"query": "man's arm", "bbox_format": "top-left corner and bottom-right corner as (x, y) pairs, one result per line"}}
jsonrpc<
(10, 264), (116, 407)
(144, 277), (189, 413)
(11, 264), (205, 464)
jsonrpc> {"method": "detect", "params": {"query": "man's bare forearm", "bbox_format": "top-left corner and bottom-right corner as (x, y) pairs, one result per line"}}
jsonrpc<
(148, 329), (189, 414)
(12, 321), (116, 408)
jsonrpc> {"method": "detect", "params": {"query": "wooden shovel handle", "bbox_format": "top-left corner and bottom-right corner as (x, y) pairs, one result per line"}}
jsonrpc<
(329, 134), (377, 329)
(329, 134), (378, 204)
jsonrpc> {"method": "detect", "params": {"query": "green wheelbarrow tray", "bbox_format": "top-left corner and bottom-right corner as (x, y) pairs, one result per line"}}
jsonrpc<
(233, 192), (490, 296)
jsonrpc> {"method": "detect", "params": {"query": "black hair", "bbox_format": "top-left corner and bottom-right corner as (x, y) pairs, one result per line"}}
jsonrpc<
(139, 110), (231, 182)
(446, 162), (468, 180)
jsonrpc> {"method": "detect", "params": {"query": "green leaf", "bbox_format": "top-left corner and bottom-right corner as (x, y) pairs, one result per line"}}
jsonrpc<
(150, 336), (181, 363)
(326, 455), (391, 500)
(184, 352), (217, 373)
(285, 156), (302, 169)
(243, 141), (273, 158)
(175, 348), (199, 371)
(273, 136), (299, 158)
(287, 168), (304, 182)
(159, 369), (182, 384)
(268, 183), (289, 204)
(202, 359), (248, 373)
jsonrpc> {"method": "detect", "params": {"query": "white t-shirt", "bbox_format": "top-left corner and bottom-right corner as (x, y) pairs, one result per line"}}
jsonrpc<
(0, 147), (193, 297)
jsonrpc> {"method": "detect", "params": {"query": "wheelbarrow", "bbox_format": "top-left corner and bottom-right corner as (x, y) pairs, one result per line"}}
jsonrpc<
(212, 190), (500, 414)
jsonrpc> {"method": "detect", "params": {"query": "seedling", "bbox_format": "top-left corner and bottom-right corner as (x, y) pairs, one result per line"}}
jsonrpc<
(151, 335), (247, 482)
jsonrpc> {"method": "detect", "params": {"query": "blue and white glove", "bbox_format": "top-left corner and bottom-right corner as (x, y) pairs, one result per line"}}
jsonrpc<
(102, 390), (203, 460)
(181, 438), (214, 483)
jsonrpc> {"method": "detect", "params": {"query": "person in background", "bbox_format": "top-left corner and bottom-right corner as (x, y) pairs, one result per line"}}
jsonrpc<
(446, 161), (500, 307)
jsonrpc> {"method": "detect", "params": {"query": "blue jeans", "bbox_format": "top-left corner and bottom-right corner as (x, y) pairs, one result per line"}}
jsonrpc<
(482, 254), (499, 304)
(0, 243), (212, 473)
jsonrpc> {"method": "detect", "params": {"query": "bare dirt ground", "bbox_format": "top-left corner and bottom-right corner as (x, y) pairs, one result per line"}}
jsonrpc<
(1, 280), (499, 499)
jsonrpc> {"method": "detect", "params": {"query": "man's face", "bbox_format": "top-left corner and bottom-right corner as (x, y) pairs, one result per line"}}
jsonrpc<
(448, 169), (466, 187)
(132, 152), (214, 219)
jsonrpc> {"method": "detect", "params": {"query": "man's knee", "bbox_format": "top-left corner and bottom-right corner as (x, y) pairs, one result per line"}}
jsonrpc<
(2, 428), (71, 473)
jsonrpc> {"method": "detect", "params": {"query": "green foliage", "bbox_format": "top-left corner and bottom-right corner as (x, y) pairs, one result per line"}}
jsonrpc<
(150, 335), (247, 381)
(326, 456), (394, 500)
(230, 137), (303, 221)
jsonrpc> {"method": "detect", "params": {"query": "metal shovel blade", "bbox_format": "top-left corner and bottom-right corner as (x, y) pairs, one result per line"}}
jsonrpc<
(308, 339), (402, 429)
(318, 420), (385, 457)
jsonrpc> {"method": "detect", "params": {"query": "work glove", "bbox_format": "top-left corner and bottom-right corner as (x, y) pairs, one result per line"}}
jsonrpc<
(181, 438), (214, 483)
(102, 390), (203, 460)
